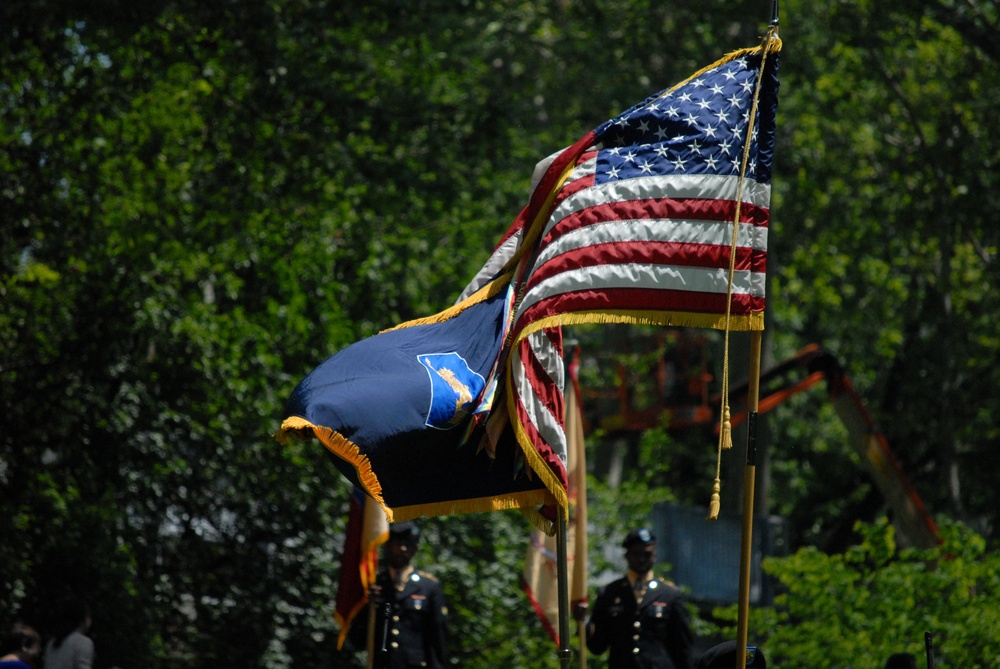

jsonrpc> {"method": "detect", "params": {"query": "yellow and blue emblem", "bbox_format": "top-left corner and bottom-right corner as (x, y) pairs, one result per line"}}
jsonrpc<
(417, 352), (486, 429)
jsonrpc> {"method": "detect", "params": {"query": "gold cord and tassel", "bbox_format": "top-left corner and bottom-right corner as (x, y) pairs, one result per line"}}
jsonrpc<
(721, 405), (733, 451)
(707, 27), (778, 521)
(708, 477), (722, 520)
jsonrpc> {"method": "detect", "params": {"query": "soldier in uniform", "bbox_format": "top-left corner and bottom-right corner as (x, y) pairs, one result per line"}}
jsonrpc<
(351, 522), (449, 669)
(583, 528), (693, 669)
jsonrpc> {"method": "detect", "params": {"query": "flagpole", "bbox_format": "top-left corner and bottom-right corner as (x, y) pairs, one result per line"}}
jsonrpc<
(569, 346), (589, 669)
(366, 597), (376, 669)
(735, 9), (779, 666)
(556, 512), (572, 669)
(735, 331), (762, 669)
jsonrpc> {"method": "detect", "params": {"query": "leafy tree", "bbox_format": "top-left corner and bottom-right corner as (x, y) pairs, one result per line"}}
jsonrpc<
(763, 0), (1000, 549)
(713, 519), (1000, 668)
(3, 0), (1000, 667)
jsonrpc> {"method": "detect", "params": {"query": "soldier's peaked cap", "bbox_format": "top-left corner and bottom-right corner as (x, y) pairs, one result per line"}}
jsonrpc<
(389, 522), (420, 543)
(622, 528), (656, 549)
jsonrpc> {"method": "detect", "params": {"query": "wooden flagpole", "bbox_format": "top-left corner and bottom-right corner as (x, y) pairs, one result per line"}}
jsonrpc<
(735, 331), (762, 669)
(366, 597), (376, 669)
(556, 513), (572, 669)
(734, 6), (779, 665)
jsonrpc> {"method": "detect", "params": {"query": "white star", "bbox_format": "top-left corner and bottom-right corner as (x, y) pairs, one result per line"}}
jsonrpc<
(684, 113), (699, 127)
(607, 165), (621, 179)
(679, 91), (692, 102)
(689, 140), (703, 155)
(727, 94), (742, 108)
(719, 138), (732, 155)
(672, 134), (687, 142)
(638, 119), (650, 133)
(654, 125), (669, 141)
(639, 160), (654, 174)
(710, 83), (725, 96)
(740, 79), (754, 93)
(704, 125), (718, 138)
(614, 115), (630, 128)
(666, 105), (680, 118)
(623, 150), (637, 163)
(654, 145), (670, 158)
(722, 69), (737, 81)
(608, 147), (622, 155)
(731, 157), (742, 172)
(714, 109), (730, 124)
(705, 155), (719, 170)
(672, 156), (687, 171)
(691, 77), (705, 88)
(697, 98), (712, 110)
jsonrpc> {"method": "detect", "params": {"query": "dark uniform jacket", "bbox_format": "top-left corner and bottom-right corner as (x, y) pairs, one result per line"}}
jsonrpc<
(350, 567), (448, 669)
(586, 576), (693, 669)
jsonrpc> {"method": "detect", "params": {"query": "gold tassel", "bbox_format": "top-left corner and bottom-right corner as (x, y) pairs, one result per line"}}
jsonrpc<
(720, 405), (733, 450)
(707, 478), (721, 520)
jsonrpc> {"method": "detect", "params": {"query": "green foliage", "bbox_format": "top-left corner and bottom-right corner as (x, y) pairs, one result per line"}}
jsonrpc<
(3, 0), (1000, 667)
(765, 0), (1000, 550)
(712, 519), (1000, 668)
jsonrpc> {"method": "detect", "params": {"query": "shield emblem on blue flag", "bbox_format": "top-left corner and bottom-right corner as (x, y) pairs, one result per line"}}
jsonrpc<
(417, 352), (486, 429)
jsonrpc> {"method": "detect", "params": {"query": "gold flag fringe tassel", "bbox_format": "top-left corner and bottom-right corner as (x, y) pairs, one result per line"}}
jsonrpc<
(707, 26), (780, 521)
(276, 416), (392, 521)
(720, 405), (733, 451)
(708, 477), (722, 521)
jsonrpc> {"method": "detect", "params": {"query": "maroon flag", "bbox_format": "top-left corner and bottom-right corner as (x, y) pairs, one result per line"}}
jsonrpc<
(335, 490), (388, 649)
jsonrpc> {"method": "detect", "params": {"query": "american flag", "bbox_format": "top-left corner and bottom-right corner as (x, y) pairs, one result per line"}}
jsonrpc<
(480, 40), (781, 513)
(511, 46), (779, 338)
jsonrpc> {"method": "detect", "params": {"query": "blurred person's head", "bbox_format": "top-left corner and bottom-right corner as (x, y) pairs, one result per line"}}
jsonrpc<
(1, 622), (42, 662)
(52, 598), (91, 647)
(622, 528), (656, 575)
(386, 522), (420, 569)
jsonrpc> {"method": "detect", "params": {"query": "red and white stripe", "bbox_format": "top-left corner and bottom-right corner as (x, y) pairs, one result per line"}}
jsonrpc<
(509, 328), (567, 477)
(512, 162), (769, 335)
(502, 139), (771, 494)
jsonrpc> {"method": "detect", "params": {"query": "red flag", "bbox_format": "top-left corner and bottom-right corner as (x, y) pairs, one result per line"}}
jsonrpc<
(335, 490), (388, 650)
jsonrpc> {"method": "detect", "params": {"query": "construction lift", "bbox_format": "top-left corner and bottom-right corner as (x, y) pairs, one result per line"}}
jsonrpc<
(586, 335), (938, 550)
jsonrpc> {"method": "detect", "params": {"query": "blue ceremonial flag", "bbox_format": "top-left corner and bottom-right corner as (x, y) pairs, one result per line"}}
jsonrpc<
(278, 282), (553, 521)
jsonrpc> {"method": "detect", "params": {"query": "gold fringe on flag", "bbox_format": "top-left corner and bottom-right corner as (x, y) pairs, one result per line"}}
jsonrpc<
(276, 416), (390, 520)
